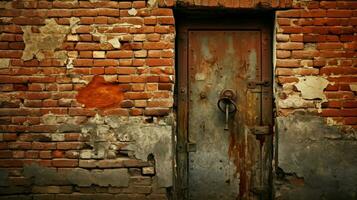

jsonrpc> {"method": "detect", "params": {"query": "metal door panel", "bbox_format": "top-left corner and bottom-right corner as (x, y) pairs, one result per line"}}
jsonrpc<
(188, 30), (263, 200)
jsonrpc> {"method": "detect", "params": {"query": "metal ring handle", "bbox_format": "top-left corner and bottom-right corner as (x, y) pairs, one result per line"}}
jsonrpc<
(217, 97), (237, 113)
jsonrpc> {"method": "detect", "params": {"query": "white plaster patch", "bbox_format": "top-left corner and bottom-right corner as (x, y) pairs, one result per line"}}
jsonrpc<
(295, 76), (329, 102)
(128, 8), (138, 16)
(108, 38), (121, 49)
(147, 0), (159, 8)
(0, 59), (10, 68)
(349, 83), (357, 92)
(278, 94), (314, 109)
(66, 58), (74, 69)
(326, 118), (343, 126)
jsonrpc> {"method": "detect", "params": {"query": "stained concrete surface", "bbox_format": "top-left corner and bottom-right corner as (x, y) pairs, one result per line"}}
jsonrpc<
(275, 113), (357, 200)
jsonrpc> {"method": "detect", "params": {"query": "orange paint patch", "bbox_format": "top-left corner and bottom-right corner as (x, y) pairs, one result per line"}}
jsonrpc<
(76, 76), (124, 109)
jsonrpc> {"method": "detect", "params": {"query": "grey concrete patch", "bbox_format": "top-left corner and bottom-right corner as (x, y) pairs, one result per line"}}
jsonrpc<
(23, 164), (68, 186)
(92, 169), (129, 187)
(275, 113), (357, 200)
(80, 115), (174, 187)
(23, 164), (129, 187)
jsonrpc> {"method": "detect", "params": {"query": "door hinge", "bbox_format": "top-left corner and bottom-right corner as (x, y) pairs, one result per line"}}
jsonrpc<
(251, 126), (270, 135)
(186, 142), (197, 152)
(247, 81), (270, 89)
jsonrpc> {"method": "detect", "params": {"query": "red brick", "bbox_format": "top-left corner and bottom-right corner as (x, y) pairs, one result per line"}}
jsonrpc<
(52, 159), (78, 167)
(277, 42), (304, 50)
(344, 117), (357, 125)
(32, 142), (56, 150)
(73, 9), (97, 17)
(119, 2), (132, 8)
(68, 108), (96, 116)
(146, 58), (173, 66)
(291, 50), (320, 59)
(301, 9), (326, 18)
(99, 108), (129, 116)
(342, 101), (357, 108)
(25, 151), (39, 159)
(320, 67), (357, 75)
(39, 151), (52, 159)
(133, 1), (146, 8)
(320, 1), (337, 9)
(276, 50), (291, 59)
(157, 16), (175, 25)
(57, 142), (82, 150)
(52, 1), (77, 8)
(0, 50), (23, 58)
(144, 17), (157, 25)
(151, 8), (173, 16)
(276, 59), (301, 67)
(144, 108), (169, 116)
(93, 59), (119, 66)
(3, 133), (17, 141)
(0, 150), (12, 158)
(322, 109), (357, 117)
(12, 17), (45, 25)
(47, 9), (72, 17)
(97, 8), (120, 16)
(327, 10), (352, 18)
(277, 76), (299, 84)
(0, 159), (23, 167)
(277, 10), (300, 18)
(322, 100), (341, 108)
(106, 51), (133, 58)
(74, 59), (93, 67)
(317, 43), (343, 50)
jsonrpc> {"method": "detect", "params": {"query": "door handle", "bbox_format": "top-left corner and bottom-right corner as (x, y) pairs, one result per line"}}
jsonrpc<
(217, 89), (237, 130)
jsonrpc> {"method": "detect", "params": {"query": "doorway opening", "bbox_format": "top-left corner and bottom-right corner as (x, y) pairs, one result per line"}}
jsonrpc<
(174, 10), (274, 200)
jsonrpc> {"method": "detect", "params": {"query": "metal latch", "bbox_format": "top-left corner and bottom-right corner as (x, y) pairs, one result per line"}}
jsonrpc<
(251, 126), (270, 135)
(247, 81), (270, 89)
(186, 142), (197, 152)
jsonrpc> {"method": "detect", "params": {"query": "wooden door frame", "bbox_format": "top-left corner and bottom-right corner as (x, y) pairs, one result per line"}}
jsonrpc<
(174, 12), (274, 200)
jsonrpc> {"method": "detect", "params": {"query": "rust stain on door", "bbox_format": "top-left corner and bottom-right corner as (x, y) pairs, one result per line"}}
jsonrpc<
(178, 19), (272, 199)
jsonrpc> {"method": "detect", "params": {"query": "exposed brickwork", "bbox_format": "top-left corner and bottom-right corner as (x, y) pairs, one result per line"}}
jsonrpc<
(0, 0), (174, 199)
(275, 0), (357, 128)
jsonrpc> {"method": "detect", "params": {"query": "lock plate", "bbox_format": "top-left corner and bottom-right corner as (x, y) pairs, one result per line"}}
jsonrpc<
(186, 142), (197, 152)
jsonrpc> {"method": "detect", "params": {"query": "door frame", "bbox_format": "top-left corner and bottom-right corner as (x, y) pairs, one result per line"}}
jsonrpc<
(175, 12), (274, 200)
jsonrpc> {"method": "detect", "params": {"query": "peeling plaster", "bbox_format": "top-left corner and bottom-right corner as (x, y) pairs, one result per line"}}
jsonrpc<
(295, 76), (329, 101)
(278, 94), (314, 109)
(21, 18), (79, 62)
(89, 24), (143, 49)
(295, 76), (329, 112)
(0, 59), (10, 69)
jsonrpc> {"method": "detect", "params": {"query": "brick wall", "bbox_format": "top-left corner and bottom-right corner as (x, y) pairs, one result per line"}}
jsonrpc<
(275, 1), (357, 124)
(0, 0), (356, 199)
(274, 1), (357, 199)
(0, 0), (174, 199)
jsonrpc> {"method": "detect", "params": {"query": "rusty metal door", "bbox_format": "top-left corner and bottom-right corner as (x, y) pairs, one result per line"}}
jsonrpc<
(177, 16), (273, 200)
